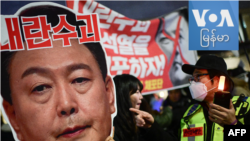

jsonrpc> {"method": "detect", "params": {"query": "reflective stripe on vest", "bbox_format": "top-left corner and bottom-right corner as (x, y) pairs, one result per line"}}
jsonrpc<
(180, 105), (205, 141)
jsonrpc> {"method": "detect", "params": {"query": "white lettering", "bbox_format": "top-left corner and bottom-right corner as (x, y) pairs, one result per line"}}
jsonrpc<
(111, 57), (130, 74)
(145, 57), (157, 76)
(129, 57), (141, 77)
(192, 9), (209, 27)
(217, 10), (234, 27)
(193, 9), (234, 27)
(228, 129), (235, 136)
(154, 55), (165, 76)
(117, 34), (136, 46)
(235, 129), (240, 136)
(114, 19), (135, 31)
(241, 129), (246, 136)
(139, 57), (147, 78)
(131, 21), (151, 32)
(83, 1), (97, 14)
(95, 5), (110, 20)
(119, 46), (134, 55)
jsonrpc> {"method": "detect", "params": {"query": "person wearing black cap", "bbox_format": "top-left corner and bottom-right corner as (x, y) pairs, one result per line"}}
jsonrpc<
(179, 54), (250, 141)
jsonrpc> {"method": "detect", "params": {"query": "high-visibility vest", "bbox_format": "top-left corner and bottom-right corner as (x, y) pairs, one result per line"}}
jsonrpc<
(180, 95), (250, 141)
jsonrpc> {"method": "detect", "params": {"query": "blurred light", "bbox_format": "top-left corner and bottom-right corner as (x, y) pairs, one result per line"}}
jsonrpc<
(157, 90), (168, 100)
(243, 21), (247, 28)
(159, 91), (165, 98)
(218, 76), (225, 91)
(224, 57), (240, 69)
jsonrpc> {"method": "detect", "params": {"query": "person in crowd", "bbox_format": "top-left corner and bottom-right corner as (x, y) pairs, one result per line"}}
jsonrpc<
(179, 54), (250, 141)
(228, 66), (250, 96)
(228, 66), (249, 83)
(113, 74), (177, 141)
(230, 77), (250, 97)
(150, 93), (164, 112)
(163, 88), (191, 134)
(1, 3), (116, 141)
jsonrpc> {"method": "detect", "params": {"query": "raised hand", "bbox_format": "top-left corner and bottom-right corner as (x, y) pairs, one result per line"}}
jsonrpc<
(209, 99), (237, 126)
(129, 108), (154, 128)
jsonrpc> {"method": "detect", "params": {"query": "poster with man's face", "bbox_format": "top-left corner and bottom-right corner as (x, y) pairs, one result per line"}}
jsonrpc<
(1, 2), (116, 141)
(155, 10), (197, 87)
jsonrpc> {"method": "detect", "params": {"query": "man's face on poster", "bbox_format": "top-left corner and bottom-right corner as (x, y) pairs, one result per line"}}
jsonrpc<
(4, 39), (115, 141)
(156, 12), (194, 86)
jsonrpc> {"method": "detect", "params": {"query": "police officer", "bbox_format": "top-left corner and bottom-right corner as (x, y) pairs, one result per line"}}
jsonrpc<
(179, 54), (250, 141)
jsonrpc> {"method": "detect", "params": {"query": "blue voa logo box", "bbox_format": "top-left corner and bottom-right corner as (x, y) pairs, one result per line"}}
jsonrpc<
(189, 1), (238, 50)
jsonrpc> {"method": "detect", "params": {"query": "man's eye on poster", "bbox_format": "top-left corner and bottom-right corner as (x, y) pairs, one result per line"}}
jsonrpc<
(1, 1), (197, 141)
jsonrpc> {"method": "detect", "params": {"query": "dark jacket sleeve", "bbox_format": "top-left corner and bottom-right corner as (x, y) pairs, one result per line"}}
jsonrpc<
(236, 121), (243, 125)
(139, 121), (178, 141)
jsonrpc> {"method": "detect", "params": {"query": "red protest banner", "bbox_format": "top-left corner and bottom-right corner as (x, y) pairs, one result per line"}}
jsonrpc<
(66, 0), (197, 94)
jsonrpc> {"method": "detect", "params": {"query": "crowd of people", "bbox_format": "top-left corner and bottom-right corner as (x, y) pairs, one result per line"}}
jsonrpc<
(111, 54), (250, 141)
(110, 54), (250, 141)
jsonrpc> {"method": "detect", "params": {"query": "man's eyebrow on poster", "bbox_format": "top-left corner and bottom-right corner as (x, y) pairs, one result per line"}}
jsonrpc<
(21, 63), (92, 79)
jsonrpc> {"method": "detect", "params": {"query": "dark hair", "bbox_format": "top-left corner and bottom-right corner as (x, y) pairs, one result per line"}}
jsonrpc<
(1, 5), (107, 104)
(113, 74), (143, 141)
(207, 69), (233, 92)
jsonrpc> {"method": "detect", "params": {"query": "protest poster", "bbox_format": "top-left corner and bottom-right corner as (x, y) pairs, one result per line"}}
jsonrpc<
(1, 2), (116, 141)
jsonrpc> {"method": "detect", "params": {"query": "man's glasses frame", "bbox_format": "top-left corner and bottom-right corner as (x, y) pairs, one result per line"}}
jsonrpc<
(189, 73), (209, 83)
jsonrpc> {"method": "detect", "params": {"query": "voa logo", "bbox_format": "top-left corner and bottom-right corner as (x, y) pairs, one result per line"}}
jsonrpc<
(192, 9), (234, 47)
(188, 1), (238, 50)
(192, 9), (234, 27)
